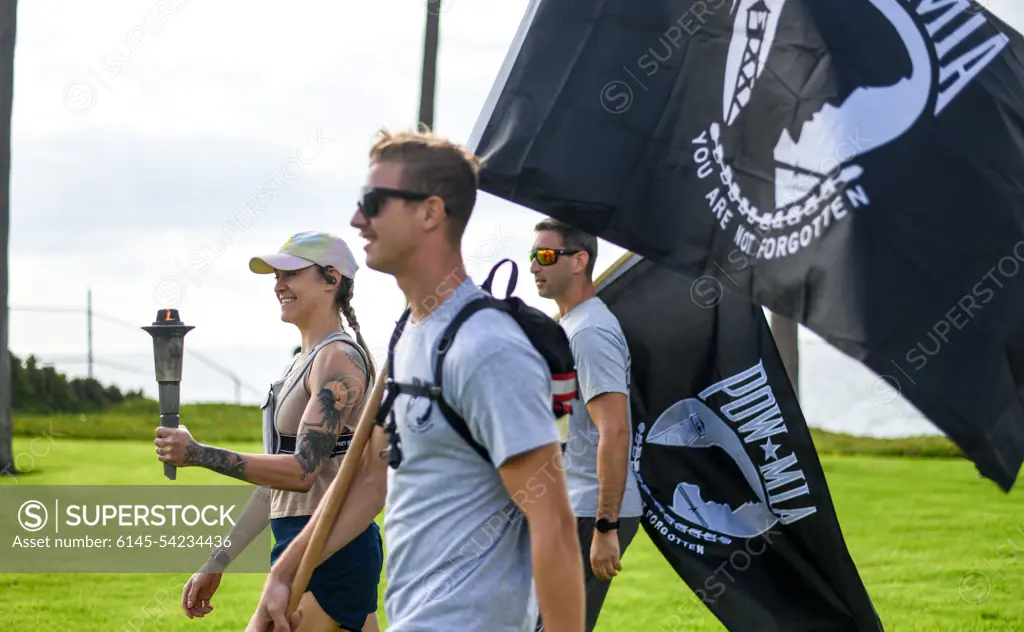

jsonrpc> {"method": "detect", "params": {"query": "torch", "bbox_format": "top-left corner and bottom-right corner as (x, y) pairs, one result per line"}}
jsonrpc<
(142, 308), (194, 481)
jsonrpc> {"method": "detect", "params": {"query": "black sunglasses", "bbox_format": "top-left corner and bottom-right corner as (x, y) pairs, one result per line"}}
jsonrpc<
(358, 186), (434, 218)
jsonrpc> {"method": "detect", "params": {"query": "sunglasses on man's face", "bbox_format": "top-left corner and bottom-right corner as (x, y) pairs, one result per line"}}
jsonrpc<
(529, 248), (581, 266)
(357, 186), (433, 219)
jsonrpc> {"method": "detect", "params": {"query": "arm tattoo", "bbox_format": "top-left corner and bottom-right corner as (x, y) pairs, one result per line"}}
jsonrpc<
(294, 376), (358, 481)
(185, 440), (249, 481)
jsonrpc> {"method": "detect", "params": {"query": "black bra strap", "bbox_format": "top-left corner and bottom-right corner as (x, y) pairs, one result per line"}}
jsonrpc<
(277, 430), (353, 457)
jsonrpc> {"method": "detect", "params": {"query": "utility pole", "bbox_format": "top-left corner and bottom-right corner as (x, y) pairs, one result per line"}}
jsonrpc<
(0, 0), (17, 478)
(87, 289), (93, 379)
(10, 306), (259, 404)
(186, 346), (244, 405)
(418, 0), (442, 130)
(770, 312), (800, 400)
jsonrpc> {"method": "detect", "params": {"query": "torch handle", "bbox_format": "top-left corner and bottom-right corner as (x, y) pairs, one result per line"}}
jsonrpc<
(161, 412), (180, 480)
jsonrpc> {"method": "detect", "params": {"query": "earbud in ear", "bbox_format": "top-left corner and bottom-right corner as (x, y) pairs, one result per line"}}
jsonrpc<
(321, 266), (338, 285)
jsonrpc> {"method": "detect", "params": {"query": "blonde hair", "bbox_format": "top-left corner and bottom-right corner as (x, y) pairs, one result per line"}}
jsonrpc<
(369, 127), (481, 242)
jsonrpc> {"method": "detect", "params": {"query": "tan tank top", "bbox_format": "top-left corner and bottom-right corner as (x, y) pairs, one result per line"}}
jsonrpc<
(260, 331), (370, 520)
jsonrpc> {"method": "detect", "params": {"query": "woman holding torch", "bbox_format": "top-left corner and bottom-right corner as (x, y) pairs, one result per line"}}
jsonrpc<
(153, 231), (384, 632)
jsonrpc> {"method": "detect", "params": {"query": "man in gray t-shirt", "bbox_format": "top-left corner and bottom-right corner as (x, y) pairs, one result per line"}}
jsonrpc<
(246, 129), (585, 632)
(383, 277), (565, 630)
(529, 219), (643, 632)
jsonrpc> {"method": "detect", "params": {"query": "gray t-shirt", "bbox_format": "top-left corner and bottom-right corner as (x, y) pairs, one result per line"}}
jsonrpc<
(383, 279), (560, 632)
(559, 297), (644, 518)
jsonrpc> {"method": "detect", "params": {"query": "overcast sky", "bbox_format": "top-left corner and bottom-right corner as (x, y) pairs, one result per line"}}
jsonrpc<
(11, 0), (598, 398)
(8, 0), (1023, 436)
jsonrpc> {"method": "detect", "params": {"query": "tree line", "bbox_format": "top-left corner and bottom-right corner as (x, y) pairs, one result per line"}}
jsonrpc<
(9, 352), (146, 414)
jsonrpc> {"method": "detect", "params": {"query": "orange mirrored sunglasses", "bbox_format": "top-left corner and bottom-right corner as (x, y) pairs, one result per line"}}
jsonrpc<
(529, 248), (581, 266)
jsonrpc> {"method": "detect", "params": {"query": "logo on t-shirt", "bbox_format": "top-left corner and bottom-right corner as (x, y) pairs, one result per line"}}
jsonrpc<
(403, 377), (435, 432)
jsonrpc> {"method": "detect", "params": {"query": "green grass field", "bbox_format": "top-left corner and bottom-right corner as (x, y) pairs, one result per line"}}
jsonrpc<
(2, 405), (1023, 631)
(12, 400), (972, 458)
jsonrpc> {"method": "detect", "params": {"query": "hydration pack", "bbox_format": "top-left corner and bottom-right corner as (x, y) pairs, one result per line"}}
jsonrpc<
(375, 259), (577, 467)
(262, 331), (370, 459)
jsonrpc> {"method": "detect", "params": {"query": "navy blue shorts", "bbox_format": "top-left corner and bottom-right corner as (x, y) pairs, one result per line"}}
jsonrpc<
(270, 515), (383, 632)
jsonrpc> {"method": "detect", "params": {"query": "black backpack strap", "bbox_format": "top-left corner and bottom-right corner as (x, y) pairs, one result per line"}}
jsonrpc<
(388, 308), (412, 374)
(374, 307), (416, 468)
(376, 307), (412, 427)
(431, 296), (505, 464)
(276, 429), (353, 457)
(482, 258), (518, 298)
(376, 299), (509, 467)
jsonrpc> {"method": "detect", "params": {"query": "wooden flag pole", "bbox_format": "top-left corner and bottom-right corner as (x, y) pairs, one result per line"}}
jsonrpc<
(593, 251), (636, 288)
(281, 359), (390, 623)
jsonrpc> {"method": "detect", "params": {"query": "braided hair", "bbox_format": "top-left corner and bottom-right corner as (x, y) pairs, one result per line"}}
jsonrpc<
(318, 265), (377, 385)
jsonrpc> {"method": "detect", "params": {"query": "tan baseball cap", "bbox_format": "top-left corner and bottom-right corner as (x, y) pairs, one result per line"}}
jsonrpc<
(248, 231), (359, 278)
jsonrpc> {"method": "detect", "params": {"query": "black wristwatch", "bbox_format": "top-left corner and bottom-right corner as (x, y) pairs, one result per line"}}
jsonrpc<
(595, 518), (620, 533)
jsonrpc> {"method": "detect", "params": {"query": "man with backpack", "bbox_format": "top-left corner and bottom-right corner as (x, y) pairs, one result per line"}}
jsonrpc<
(529, 219), (644, 632)
(244, 128), (585, 632)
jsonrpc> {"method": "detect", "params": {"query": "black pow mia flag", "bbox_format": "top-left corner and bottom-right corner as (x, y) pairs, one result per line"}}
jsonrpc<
(597, 254), (882, 631)
(469, 0), (1024, 491)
